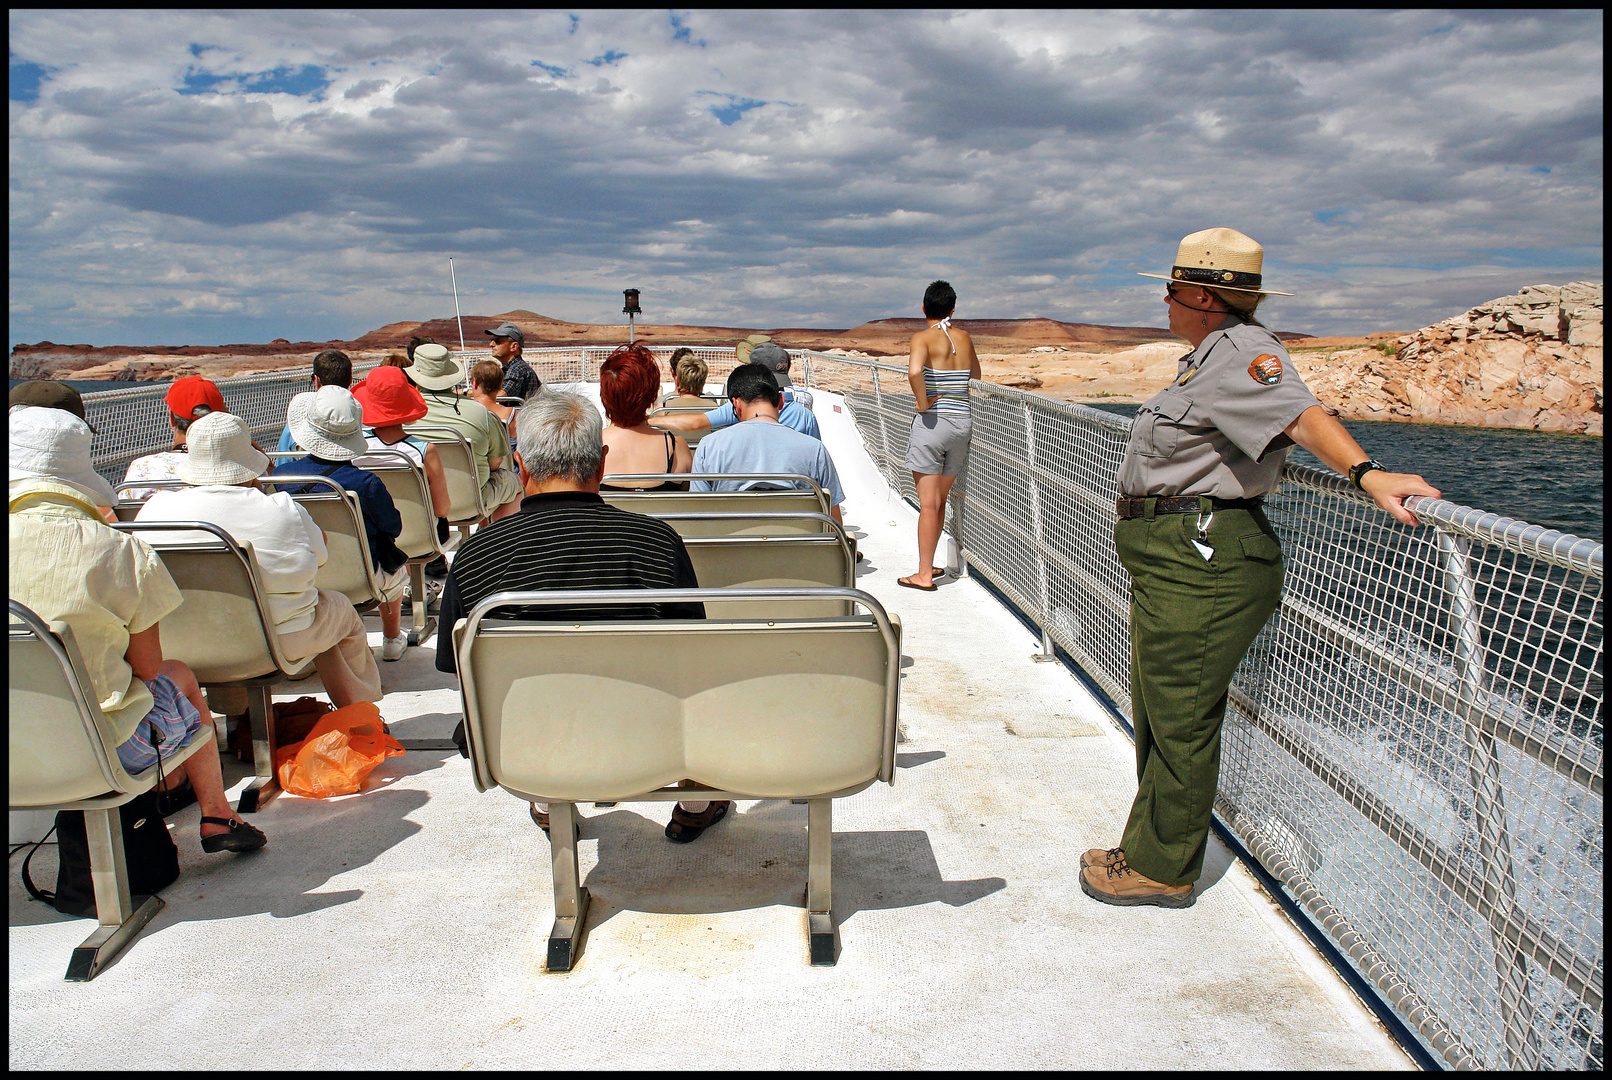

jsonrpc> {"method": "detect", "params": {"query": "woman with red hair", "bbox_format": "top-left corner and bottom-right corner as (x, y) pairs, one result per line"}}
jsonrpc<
(598, 344), (692, 491)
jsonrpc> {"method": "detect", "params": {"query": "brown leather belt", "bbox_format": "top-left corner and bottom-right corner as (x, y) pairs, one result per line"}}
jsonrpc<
(1116, 496), (1264, 519)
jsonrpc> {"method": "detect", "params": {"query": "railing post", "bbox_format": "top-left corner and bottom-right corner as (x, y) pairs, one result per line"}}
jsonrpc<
(1437, 529), (1541, 1069)
(869, 365), (896, 492)
(1021, 399), (1056, 660)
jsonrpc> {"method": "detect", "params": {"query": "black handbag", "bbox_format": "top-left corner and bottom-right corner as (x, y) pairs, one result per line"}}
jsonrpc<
(22, 787), (180, 918)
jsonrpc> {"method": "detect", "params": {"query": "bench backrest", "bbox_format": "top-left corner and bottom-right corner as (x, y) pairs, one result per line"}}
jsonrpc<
(683, 534), (855, 618)
(601, 473), (830, 518)
(405, 425), (486, 524)
(361, 450), (443, 562)
(647, 405), (722, 448)
(8, 601), (142, 807)
(258, 472), (382, 609)
(455, 588), (900, 804)
(110, 522), (311, 685)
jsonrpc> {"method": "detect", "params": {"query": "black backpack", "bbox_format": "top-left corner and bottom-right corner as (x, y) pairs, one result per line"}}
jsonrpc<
(21, 787), (181, 918)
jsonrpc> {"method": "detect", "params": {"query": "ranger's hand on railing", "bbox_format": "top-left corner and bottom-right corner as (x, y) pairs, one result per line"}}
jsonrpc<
(1360, 469), (1442, 527)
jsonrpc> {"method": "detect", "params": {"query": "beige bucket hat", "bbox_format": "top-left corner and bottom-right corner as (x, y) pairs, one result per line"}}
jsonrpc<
(1138, 227), (1293, 296)
(407, 342), (467, 391)
(175, 411), (270, 485)
(736, 333), (772, 364)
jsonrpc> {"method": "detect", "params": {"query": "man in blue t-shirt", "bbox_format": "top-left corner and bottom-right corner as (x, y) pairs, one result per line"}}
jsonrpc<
(652, 343), (821, 441)
(689, 363), (846, 526)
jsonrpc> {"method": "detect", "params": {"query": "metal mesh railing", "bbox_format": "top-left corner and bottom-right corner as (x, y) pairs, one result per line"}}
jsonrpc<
(77, 348), (1602, 1068)
(795, 349), (1603, 1072)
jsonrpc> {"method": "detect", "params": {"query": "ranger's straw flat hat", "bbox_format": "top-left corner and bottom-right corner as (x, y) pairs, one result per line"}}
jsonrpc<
(407, 342), (467, 391)
(1139, 227), (1293, 296)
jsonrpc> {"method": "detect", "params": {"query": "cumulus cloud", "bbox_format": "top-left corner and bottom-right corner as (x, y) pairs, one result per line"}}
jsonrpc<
(7, 9), (1603, 346)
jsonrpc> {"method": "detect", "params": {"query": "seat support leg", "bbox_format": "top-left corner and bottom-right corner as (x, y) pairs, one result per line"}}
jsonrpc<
(406, 562), (436, 647)
(66, 809), (164, 981)
(238, 685), (281, 814)
(807, 798), (838, 965)
(545, 801), (590, 972)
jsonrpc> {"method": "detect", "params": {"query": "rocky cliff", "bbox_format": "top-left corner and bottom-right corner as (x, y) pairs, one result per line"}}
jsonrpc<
(1295, 282), (1602, 435)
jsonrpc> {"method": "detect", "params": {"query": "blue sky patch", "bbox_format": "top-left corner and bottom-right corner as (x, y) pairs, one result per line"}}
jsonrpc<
(531, 60), (570, 78)
(178, 63), (331, 100)
(585, 50), (627, 67)
(1313, 208), (1350, 225)
(188, 43), (221, 58)
(9, 57), (51, 103)
(669, 12), (705, 46)
(699, 91), (767, 126)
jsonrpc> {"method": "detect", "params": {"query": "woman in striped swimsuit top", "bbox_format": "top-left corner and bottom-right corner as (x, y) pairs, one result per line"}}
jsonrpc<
(900, 279), (981, 591)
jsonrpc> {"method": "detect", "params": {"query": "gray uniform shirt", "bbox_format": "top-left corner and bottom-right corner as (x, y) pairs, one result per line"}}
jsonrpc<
(1117, 318), (1320, 499)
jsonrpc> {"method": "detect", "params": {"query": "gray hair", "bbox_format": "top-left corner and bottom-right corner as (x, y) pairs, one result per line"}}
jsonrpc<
(515, 389), (604, 485)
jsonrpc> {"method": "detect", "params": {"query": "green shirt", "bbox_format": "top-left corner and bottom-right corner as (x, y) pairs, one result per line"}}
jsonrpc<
(405, 390), (509, 490)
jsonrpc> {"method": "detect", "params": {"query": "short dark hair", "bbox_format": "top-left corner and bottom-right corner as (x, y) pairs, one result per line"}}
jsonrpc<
(923, 280), (956, 319)
(725, 362), (782, 406)
(406, 336), (436, 362)
(169, 406), (212, 434)
(312, 349), (352, 387)
(470, 359), (504, 395)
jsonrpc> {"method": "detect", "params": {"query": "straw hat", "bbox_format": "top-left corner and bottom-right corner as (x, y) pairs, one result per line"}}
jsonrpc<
(407, 342), (466, 391)
(352, 365), (428, 427)
(287, 386), (368, 461)
(1138, 227), (1293, 296)
(175, 412), (270, 485)
(8, 404), (117, 507)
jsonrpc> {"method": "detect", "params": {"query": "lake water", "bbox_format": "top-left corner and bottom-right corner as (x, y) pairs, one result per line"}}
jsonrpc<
(1087, 404), (1602, 543)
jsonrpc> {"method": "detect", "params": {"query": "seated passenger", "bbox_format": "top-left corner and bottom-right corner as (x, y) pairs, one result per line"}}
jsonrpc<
(351, 364), (452, 523)
(134, 412), (384, 710)
(485, 321), (541, 402)
(278, 349), (352, 452)
(653, 343), (820, 439)
(121, 376), (243, 499)
(466, 359), (517, 438)
(402, 343), (523, 523)
(9, 381), (114, 522)
(436, 390), (728, 844)
(598, 344), (692, 492)
(689, 363), (847, 526)
(270, 386), (413, 662)
(658, 348), (709, 407)
(9, 406), (266, 853)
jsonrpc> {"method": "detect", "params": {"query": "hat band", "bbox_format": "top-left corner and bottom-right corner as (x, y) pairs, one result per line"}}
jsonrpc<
(1172, 265), (1262, 290)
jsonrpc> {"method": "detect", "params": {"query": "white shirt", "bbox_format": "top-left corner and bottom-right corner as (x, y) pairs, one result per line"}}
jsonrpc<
(134, 485), (327, 635)
(354, 432), (424, 469)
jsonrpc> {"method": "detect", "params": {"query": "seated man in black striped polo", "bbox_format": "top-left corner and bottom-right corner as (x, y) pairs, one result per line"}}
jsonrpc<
(435, 390), (732, 844)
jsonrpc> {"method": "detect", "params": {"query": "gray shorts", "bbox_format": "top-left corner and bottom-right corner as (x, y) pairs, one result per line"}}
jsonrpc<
(905, 412), (973, 477)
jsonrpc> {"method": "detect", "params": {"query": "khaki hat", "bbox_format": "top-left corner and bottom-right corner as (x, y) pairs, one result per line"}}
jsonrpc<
(736, 333), (772, 364)
(175, 412), (270, 485)
(1138, 227), (1293, 296)
(8, 404), (116, 507)
(8, 380), (97, 433)
(287, 386), (368, 461)
(407, 342), (466, 391)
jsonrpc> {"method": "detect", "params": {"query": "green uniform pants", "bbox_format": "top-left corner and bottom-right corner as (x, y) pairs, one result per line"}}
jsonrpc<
(1114, 500), (1283, 887)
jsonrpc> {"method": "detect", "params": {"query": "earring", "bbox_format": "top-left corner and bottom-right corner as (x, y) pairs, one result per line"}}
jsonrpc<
(1200, 313), (1207, 329)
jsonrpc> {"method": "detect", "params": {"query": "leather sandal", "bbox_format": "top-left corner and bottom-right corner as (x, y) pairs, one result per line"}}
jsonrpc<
(529, 803), (549, 833)
(199, 816), (267, 854)
(664, 800), (731, 844)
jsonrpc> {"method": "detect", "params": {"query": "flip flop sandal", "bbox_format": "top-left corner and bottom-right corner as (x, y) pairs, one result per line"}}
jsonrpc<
(664, 800), (731, 843)
(898, 577), (938, 591)
(529, 803), (550, 833)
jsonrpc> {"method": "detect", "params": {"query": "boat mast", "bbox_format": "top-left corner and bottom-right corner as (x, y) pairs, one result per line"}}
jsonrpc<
(450, 258), (466, 351)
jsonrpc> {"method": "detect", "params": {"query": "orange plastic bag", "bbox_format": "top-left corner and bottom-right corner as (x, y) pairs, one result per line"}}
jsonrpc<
(274, 701), (404, 798)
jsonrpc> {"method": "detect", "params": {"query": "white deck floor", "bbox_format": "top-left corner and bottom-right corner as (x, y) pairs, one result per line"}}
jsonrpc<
(9, 391), (1414, 1069)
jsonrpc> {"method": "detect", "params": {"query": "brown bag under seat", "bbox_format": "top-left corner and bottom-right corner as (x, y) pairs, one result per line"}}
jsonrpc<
(232, 695), (336, 761)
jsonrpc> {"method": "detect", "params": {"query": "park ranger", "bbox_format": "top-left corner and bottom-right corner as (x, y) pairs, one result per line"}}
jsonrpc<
(1081, 227), (1441, 907)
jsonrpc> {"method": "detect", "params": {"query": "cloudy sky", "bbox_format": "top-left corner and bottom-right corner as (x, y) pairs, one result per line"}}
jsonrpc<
(8, 9), (1603, 348)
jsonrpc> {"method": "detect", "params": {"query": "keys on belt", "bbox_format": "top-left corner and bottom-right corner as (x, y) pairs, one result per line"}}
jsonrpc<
(1116, 496), (1264, 519)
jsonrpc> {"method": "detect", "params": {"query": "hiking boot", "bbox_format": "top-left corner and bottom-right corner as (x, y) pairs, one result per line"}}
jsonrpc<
(1081, 846), (1125, 870)
(1080, 857), (1195, 908)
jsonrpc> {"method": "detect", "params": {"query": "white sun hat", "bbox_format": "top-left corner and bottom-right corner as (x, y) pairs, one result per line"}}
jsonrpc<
(175, 411), (270, 485)
(1138, 227), (1294, 296)
(287, 386), (368, 461)
(8, 404), (117, 507)
(407, 342), (467, 391)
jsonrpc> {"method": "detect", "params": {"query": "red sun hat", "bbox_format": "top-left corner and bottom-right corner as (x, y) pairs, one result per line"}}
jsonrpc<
(352, 365), (428, 426)
(165, 375), (228, 419)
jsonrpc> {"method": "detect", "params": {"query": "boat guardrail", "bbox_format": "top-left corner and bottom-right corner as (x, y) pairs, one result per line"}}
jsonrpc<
(72, 343), (1602, 1070)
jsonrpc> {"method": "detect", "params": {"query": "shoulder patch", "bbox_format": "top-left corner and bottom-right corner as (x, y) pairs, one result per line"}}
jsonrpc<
(1248, 354), (1283, 385)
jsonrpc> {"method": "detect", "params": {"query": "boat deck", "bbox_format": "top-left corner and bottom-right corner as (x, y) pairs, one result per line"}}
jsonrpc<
(9, 391), (1414, 1069)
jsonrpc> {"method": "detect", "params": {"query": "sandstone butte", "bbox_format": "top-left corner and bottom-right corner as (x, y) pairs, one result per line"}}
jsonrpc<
(9, 283), (1601, 435)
